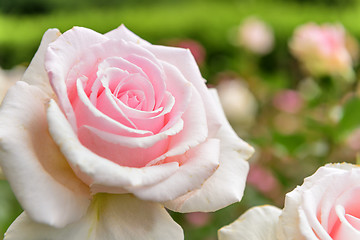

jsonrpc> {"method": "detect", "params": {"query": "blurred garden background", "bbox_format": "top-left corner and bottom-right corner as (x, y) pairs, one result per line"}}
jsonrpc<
(2, 0), (360, 239)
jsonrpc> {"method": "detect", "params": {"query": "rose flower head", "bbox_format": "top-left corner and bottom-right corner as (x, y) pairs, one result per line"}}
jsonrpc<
(218, 163), (360, 240)
(0, 25), (254, 239)
(289, 23), (355, 80)
(236, 17), (274, 55)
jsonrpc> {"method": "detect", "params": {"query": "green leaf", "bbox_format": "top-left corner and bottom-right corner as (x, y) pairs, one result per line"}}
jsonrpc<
(336, 97), (360, 141)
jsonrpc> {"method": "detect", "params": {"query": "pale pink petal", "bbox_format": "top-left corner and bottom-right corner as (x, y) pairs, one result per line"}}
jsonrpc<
(74, 78), (152, 137)
(127, 138), (220, 202)
(78, 125), (169, 168)
(21, 28), (60, 97)
(218, 205), (281, 240)
(165, 90), (253, 212)
(105, 24), (151, 45)
(143, 44), (221, 136)
(4, 194), (183, 240)
(331, 205), (360, 239)
(0, 82), (90, 228)
(46, 27), (109, 128)
(46, 100), (182, 193)
(146, 70), (208, 166)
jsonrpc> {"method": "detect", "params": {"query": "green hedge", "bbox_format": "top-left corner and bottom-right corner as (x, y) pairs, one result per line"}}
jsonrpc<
(1, 0), (360, 70)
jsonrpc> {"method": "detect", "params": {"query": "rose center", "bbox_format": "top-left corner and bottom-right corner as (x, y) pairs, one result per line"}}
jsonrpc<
(118, 90), (145, 110)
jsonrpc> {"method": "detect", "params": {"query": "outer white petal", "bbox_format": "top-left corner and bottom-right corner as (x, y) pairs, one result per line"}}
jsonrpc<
(0, 82), (90, 228)
(21, 28), (60, 97)
(105, 24), (151, 45)
(277, 187), (309, 240)
(165, 90), (253, 212)
(128, 138), (220, 202)
(218, 205), (282, 240)
(5, 194), (183, 240)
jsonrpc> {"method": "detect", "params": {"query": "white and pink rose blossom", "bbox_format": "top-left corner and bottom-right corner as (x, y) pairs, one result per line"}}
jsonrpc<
(218, 163), (360, 240)
(0, 25), (253, 239)
(289, 23), (355, 80)
(236, 17), (274, 55)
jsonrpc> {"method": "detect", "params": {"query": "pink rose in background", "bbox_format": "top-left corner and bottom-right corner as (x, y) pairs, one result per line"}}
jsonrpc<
(0, 25), (253, 239)
(236, 17), (274, 55)
(216, 78), (258, 129)
(185, 212), (212, 227)
(272, 90), (304, 114)
(289, 23), (355, 80)
(218, 163), (360, 240)
(247, 164), (281, 197)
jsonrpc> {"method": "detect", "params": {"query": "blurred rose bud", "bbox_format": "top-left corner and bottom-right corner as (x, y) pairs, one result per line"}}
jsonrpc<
(236, 17), (274, 55)
(216, 78), (258, 128)
(289, 23), (355, 80)
(346, 128), (360, 151)
(272, 90), (304, 114)
(185, 212), (212, 227)
(247, 164), (279, 194)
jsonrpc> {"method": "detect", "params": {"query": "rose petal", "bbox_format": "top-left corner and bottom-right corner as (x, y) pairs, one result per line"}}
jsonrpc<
(105, 25), (151, 45)
(218, 205), (281, 240)
(331, 205), (360, 239)
(46, 27), (109, 129)
(0, 82), (90, 228)
(128, 138), (220, 202)
(143, 44), (221, 136)
(4, 194), (183, 240)
(165, 90), (253, 212)
(74, 78), (152, 137)
(146, 68), (208, 166)
(46, 99), (182, 192)
(21, 28), (61, 97)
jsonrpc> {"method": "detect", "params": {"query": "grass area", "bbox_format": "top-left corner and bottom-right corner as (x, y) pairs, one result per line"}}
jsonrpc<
(1, 0), (360, 68)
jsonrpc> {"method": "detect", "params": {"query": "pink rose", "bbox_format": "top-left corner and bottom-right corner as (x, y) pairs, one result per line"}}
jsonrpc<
(0, 25), (253, 239)
(278, 163), (360, 239)
(236, 17), (274, 55)
(289, 23), (354, 80)
(218, 163), (360, 240)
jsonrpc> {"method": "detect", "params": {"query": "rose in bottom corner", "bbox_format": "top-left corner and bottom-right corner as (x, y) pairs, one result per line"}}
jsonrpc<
(0, 25), (254, 239)
(218, 163), (360, 240)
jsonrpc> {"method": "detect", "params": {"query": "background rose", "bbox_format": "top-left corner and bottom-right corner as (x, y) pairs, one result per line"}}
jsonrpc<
(0, 25), (253, 239)
(218, 163), (360, 240)
(236, 17), (274, 55)
(216, 78), (258, 130)
(289, 23), (354, 80)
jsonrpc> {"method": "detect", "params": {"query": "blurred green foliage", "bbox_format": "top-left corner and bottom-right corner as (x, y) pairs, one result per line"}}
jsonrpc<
(1, 0), (360, 71)
(0, 181), (22, 237)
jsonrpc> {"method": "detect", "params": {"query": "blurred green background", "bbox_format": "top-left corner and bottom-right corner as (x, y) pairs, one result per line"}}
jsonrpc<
(2, 0), (360, 239)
